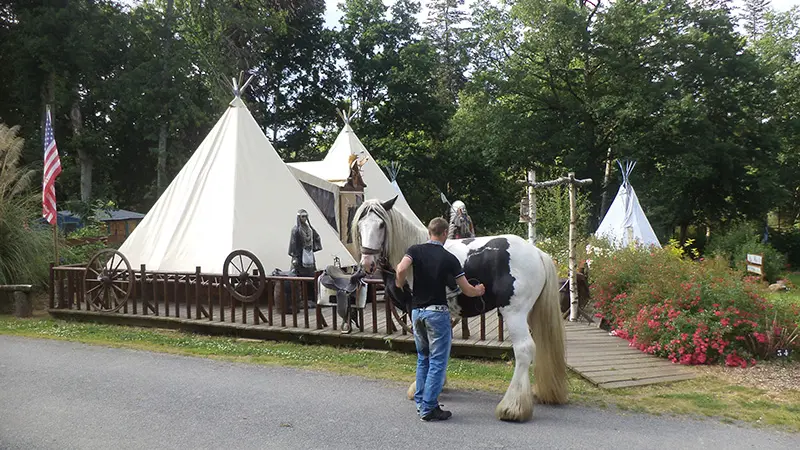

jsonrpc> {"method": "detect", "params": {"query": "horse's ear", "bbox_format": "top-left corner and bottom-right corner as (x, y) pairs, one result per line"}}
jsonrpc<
(381, 196), (398, 212)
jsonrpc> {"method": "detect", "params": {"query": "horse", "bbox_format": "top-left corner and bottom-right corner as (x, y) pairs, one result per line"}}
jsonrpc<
(352, 196), (568, 422)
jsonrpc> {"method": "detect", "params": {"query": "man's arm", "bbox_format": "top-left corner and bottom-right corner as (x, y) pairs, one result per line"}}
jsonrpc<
(449, 255), (485, 297)
(395, 255), (412, 288)
(456, 275), (485, 297)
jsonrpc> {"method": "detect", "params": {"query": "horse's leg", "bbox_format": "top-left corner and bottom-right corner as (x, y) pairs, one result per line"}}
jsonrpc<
(495, 309), (535, 422)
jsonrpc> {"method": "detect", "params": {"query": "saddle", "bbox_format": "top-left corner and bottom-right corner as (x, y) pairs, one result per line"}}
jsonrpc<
(319, 266), (367, 332)
(320, 266), (365, 293)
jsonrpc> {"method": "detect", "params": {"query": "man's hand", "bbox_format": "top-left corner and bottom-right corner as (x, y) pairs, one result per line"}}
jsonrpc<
(456, 276), (486, 297)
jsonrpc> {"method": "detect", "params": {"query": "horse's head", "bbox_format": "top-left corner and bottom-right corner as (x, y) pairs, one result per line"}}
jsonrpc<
(353, 196), (398, 274)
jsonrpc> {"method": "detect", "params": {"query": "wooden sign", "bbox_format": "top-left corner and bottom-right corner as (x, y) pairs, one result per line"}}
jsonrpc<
(747, 254), (763, 265)
(746, 253), (765, 280)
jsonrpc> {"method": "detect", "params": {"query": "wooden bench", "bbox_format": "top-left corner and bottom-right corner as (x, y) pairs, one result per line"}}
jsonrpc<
(0, 285), (34, 317)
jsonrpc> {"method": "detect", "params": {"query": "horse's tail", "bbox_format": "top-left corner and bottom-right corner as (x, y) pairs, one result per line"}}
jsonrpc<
(528, 251), (568, 405)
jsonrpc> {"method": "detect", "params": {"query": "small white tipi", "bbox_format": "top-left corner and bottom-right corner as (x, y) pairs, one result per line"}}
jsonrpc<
(595, 160), (661, 248)
(117, 84), (357, 273)
(287, 111), (425, 228)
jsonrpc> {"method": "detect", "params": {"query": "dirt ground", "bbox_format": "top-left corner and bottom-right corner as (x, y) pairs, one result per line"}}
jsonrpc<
(691, 360), (800, 395)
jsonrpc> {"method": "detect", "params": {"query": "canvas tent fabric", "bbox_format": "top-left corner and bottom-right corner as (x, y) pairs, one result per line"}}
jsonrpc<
(117, 96), (357, 274)
(595, 161), (661, 249)
(287, 123), (424, 228)
(286, 164), (340, 231)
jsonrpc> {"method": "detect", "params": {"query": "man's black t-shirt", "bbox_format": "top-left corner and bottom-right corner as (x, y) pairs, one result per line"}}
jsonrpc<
(405, 241), (465, 309)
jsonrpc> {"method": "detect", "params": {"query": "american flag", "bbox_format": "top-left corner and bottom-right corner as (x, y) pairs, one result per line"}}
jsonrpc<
(42, 107), (62, 225)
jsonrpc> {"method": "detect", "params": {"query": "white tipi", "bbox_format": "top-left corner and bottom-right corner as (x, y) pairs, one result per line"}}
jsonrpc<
(287, 111), (425, 228)
(117, 84), (357, 274)
(595, 160), (661, 248)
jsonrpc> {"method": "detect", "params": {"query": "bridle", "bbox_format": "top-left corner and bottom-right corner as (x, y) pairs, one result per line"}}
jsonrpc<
(357, 210), (390, 271)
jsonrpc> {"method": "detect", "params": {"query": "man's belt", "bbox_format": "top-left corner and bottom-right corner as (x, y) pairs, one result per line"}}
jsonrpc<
(418, 304), (449, 312)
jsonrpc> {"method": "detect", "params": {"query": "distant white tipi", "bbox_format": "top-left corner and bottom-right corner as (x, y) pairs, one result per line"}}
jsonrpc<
(116, 81), (357, 273)
(595, 160), (661, 248)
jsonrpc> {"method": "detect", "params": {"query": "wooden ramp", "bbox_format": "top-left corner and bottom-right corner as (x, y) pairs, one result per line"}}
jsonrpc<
(565, 321), (696, 389)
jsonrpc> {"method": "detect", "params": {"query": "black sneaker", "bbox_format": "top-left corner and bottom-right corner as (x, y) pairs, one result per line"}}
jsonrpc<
(420, 406), (452, 421)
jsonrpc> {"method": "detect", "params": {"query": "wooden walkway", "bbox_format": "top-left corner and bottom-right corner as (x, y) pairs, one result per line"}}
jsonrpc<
(565, 321), (696, 389)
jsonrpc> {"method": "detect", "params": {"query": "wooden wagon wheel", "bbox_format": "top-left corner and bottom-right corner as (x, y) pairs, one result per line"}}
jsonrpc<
(83, 249), (134, 313)
(222, 249), (266, 303)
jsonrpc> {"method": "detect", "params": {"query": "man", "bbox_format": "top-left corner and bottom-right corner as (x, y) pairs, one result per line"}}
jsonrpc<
(288, 209), (322, 277)
(395, 217), (485, 421)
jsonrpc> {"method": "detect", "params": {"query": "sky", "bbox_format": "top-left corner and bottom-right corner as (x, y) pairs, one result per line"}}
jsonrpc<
(322, 0), (800, 29)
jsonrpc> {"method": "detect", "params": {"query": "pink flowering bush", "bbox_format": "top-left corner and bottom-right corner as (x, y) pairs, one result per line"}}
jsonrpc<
(590, 246), (800, 367)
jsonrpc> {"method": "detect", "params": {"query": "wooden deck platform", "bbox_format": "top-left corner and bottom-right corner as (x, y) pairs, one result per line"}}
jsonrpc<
(564, 321), (696, 389)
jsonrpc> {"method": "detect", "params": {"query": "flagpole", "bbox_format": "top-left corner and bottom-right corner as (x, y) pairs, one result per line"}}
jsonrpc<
(45, 104), (59, 266)
(53, 219), (59, 266)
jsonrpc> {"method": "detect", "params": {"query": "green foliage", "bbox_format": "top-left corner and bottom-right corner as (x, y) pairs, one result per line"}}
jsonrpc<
(768, 228), (800, 269)
(0, 124), (54, 287)
(706, 222), (787, 282)
(0, 0), (798, 252)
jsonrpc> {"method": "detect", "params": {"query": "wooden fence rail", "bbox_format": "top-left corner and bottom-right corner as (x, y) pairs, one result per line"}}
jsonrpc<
(49, 265), (505, 344)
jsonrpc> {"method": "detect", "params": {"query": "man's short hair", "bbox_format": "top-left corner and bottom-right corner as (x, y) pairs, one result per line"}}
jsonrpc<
(428, 217), (449, 237)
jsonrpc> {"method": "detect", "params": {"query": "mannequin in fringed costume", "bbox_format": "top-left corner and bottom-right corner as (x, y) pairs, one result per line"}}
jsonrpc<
(448, 200), (476, 240)
(289, 209), (322, 277)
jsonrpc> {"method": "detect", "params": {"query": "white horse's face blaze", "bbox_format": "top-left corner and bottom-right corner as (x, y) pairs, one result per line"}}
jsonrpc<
(357, 211), (385, 274)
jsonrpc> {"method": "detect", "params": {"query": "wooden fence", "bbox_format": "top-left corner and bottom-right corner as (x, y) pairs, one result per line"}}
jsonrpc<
(49, 264), (507, 349)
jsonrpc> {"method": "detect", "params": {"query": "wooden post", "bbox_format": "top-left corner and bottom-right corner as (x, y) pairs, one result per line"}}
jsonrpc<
(519, 172), (593, 322)
(528, 170), (536, 244)
(567, 173), (579, 321)
(53, 223), (59, 267)
(48, 263), (55, 309)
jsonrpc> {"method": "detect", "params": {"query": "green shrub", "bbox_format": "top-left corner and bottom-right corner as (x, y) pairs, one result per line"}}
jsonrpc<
(0, 123), (55, 287)
(590, 244), (800, 366)
(768, 227), (800, 269)
(706, 222), (787, 282)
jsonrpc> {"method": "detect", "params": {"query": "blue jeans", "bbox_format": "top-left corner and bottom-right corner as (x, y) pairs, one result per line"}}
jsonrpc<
(412, 308), (452, 417)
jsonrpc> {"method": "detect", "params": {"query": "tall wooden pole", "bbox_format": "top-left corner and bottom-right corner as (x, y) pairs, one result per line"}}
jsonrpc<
(568, 173), (578, 321)
(519, 172), (592, 322)
(527, 169), (536, 244)
(53, 222), (59, 266)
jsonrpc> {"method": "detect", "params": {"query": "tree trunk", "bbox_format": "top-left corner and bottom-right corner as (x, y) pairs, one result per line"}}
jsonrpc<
(157, 124), (168, 192)
(157, 0), (175, 194)
(70, 99), (92, 202)
(679, 223), (689, 246)
(599, 147), (612, 222)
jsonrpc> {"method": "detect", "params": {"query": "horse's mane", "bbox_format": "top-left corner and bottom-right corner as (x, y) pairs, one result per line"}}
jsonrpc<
(351, 199), (428, 268)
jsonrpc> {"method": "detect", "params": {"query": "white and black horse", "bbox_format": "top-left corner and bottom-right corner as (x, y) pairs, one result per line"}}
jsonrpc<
(353, 197), (568, 422)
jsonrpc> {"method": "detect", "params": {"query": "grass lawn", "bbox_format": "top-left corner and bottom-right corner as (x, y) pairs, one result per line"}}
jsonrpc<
(1, 314), (799, 432)
(763, 272), (800, 325)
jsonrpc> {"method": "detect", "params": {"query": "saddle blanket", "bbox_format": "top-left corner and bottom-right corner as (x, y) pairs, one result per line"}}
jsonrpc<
(316, 278), (368, 309)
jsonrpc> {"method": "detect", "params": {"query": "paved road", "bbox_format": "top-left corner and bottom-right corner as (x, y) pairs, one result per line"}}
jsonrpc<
(0, 336), (797, 450)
